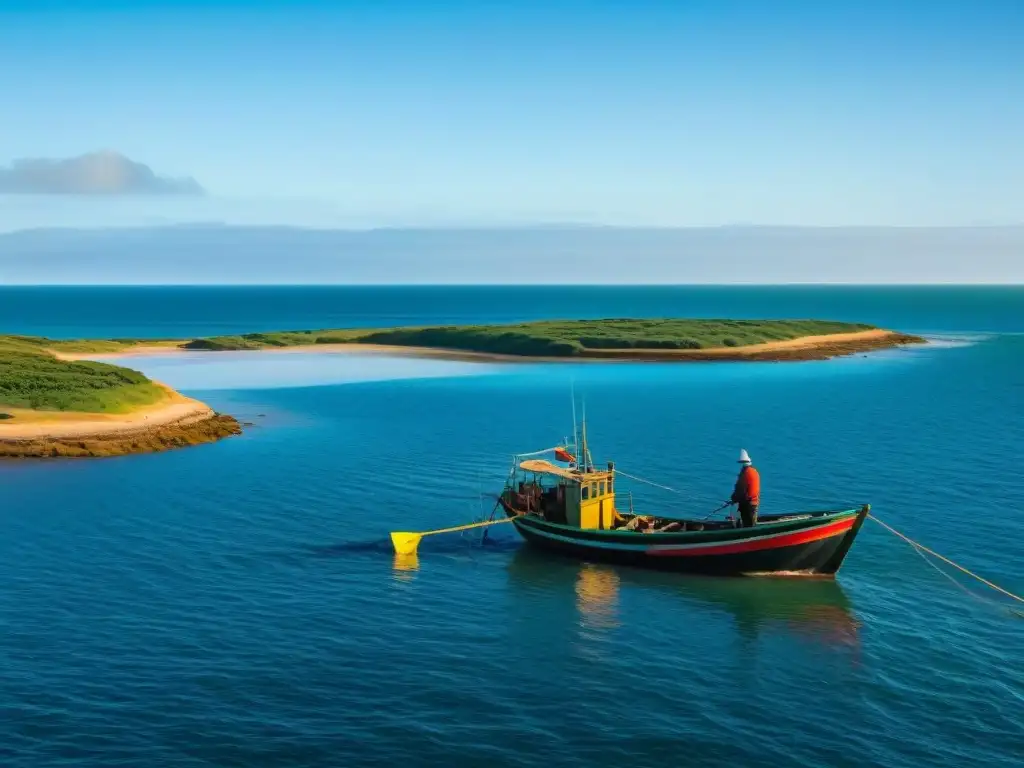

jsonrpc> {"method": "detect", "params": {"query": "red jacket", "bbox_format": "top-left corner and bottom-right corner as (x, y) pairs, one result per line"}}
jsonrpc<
(731, 465), (760, 506)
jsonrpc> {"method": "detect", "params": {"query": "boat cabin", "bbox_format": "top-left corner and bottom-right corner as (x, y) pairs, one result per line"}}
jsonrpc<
(506, 458), (619, 530)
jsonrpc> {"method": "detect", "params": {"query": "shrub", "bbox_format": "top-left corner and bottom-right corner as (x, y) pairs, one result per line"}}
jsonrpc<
(183, 337), (262, 351)
(0, 351), (164, 412)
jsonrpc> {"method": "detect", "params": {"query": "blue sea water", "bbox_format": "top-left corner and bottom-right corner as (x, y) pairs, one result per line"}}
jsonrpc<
(2, 284), (1023, 338)
(1, 286), (1022, 768)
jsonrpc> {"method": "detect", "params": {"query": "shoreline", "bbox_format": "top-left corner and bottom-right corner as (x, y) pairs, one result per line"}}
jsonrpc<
(0, 383), (242, 458)
(2, 327), (922, 459)
(57, 329), (924, 364)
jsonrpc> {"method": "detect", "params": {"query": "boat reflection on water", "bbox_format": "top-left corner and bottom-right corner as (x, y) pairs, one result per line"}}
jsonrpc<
(392, 552), (420, 581)
(574, 563), (621, 630)
(506, 547), (861, 651)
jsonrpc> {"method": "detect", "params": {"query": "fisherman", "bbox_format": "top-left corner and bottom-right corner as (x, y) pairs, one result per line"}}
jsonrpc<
(730, 449), (760, 527)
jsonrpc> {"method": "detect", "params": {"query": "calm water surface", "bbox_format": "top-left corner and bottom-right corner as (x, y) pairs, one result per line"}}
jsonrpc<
(1, 287), (1022, 767)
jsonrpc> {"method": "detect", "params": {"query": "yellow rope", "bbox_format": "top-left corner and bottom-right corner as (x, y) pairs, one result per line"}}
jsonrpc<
(868, 513), (1024, 605)
(425, 517), (517, 536)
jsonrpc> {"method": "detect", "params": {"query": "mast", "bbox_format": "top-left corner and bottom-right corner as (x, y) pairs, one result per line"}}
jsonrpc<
(570, 380), (579, 469)
(581, 399), (590, 473)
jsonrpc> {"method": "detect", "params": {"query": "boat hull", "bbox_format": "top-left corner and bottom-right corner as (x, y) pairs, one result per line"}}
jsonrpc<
(507, 507), (868, 577)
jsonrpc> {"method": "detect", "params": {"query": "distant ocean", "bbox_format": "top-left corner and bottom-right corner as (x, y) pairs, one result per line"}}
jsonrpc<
(1, 285), (1022, 768)
(2, 284), (1023, 338)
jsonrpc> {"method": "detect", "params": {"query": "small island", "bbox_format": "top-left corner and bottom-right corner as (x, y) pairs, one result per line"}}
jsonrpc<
(2, 319), (924, 459)
(0, 335), (240, 459)
(51, 318), (923, 362)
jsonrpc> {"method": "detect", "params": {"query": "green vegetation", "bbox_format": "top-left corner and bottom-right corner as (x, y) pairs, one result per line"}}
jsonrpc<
(0, 335), (184, 356)
(181, 318), (878, 356)
(184, 330), (328, 351)
(47, 338), (181, 354)
(0, 317), (906, 415)
(2, 319), (885, 363)
(0, 335), (138, 355)
(0, 336), (165, 412)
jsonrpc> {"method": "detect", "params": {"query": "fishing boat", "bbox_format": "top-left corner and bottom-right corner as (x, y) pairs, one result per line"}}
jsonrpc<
(494, 423), (868, 577)
(392, 416), (1020, 604)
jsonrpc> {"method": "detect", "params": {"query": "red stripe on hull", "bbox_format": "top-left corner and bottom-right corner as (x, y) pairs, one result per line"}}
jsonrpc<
(647, 517), (856, 557)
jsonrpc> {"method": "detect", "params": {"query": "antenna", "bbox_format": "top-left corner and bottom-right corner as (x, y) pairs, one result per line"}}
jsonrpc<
(570, 379), (578, 466)
(581, 398), (589, 473)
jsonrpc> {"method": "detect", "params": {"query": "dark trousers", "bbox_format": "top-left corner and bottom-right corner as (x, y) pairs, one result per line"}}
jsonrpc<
(738, 502), (758, 528)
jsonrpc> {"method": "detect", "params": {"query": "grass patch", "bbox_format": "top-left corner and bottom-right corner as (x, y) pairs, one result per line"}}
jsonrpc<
(184, 330), (348, 350)
(47, 338), (183, 354)
(184, 336), (266, 351)
(0, 335), (183, 356)
(0, 336), (166, 413)
(181, 318), (877, 357)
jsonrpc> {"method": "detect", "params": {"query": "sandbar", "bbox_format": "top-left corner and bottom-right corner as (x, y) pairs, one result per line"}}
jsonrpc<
(59, 328), (922, 364)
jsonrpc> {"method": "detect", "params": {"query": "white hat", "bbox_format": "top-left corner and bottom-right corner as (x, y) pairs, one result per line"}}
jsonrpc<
(738, 449), (752, 464)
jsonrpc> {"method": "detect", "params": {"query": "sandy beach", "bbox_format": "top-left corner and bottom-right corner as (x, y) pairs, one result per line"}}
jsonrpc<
(0, 383), (212, 439)
(0, 382), (242, 458)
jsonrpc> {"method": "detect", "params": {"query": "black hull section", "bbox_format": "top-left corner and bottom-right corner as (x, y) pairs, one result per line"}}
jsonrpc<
(511, 507), (868, 577)
(816, 505), (870, 575)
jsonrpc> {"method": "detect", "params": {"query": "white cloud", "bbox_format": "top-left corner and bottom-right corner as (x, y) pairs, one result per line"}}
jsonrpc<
(0, 150), (203, 196)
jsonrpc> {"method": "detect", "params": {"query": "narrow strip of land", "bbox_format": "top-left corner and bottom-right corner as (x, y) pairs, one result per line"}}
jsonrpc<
(0, 383), (212, 438)
(57, 328), (920, 364)
(54, 344), (181, 361)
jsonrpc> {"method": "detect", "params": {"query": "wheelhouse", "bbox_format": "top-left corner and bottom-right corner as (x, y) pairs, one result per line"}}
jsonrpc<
(503, 455), (620, 530)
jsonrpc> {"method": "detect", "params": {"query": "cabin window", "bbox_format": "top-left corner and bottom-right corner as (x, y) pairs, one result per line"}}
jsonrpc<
(608, 479), (614, 495)
(599, 481), (606, 496)
(590, 483), (598, 498)
(582, 485), (590, 500)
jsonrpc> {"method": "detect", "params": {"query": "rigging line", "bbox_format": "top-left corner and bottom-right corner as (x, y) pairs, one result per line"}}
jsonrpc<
(613, 469), (687, 496)
(515, 446), (564, 458)
(868, 513), (1024, 606)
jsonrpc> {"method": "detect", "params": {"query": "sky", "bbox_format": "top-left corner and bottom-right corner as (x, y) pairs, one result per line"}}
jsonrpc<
(4, 224), (1024, 284)
(2, 0), (1023, 230)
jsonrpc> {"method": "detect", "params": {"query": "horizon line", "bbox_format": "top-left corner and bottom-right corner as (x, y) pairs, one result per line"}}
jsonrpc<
(3, 282), (1023, 288)
(4, 222), (1024, 235)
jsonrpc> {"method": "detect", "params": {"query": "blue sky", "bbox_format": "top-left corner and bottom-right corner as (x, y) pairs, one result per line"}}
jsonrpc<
(1, 0), (1023, 228)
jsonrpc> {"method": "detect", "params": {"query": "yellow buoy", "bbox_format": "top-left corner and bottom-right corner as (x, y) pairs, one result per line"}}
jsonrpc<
(389, 517), (518, 555)
(390, 532), (422, 556)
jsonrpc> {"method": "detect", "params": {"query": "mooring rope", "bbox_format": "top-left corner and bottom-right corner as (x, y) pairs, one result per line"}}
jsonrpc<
(907, 534), (992, 607)
(868, 513), (1024, 606)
